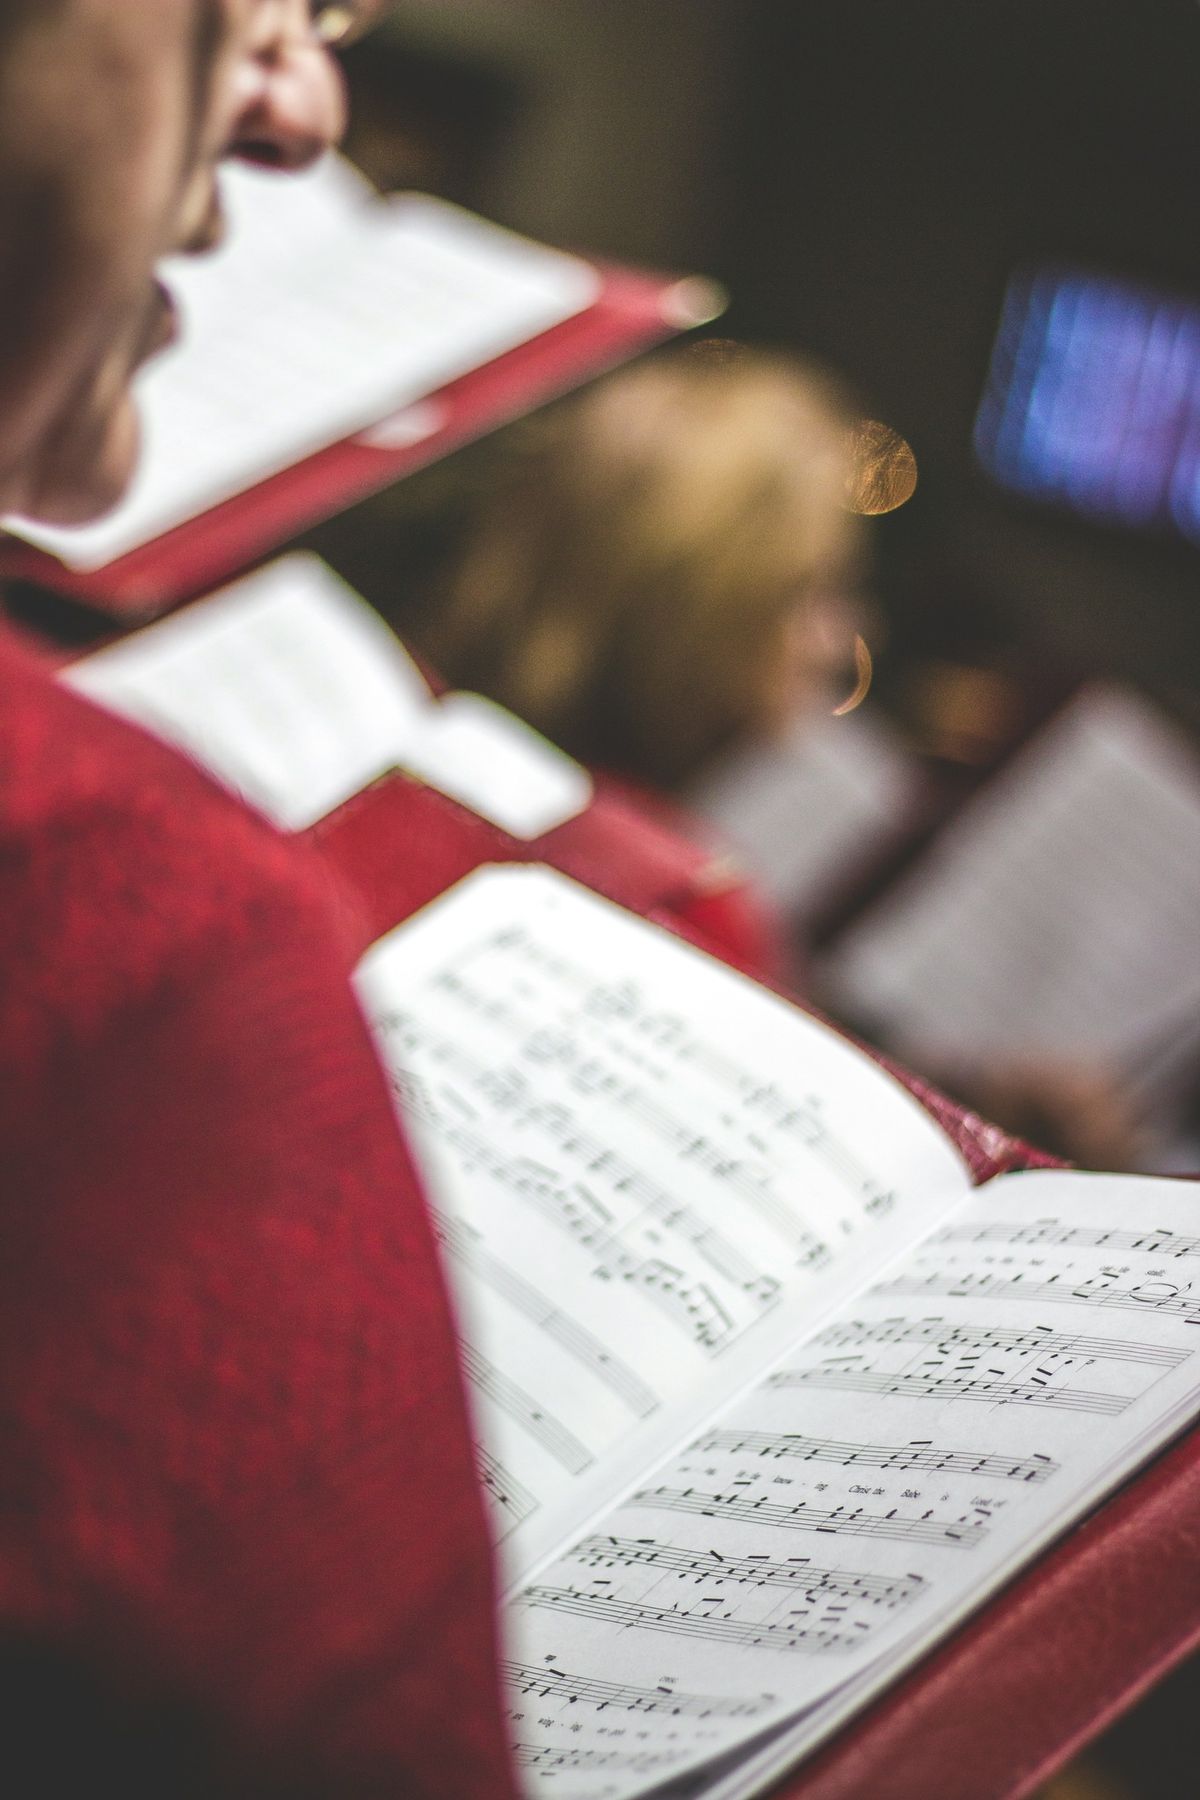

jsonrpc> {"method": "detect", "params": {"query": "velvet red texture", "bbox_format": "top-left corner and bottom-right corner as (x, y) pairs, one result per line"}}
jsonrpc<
(581, 770), (796, 986)
(0, 626), (516, 1797)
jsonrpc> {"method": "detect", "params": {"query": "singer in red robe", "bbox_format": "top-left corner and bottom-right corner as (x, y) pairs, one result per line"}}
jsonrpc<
(0, 5), (515, 1794)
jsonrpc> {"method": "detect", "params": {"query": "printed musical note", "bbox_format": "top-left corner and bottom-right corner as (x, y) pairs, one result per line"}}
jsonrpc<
(477, 1447), (539, 1537)
(582, 962), (892, 1214)
(436, 1216), (659, 1417)
(767, 1366), (1129, 1417)
(593, 1258), (737, 1352)
(461, 1343), (595, 1475)
(722, 1074), (893, 1213)
(431, 966), (524, 1032)
(503, 1660), (777, 1719)
(566, 1537), (925, 1609)
(689, 1428), (1060, 1484)
(387, 1012), (781, 1308)
(445, 1151), (737, 1352)
(630, 1486), (987, 1548)
(437, 1119), (619, 1251)
(930, 1219), (1200, 1260)
(871, 1271), (1200, 1324)
(606, 1085), (830, 1266)
(452, 936), (898, 1225)
(812, 1316), (1188, 1370)
(518, 1586), (863, 1654)
(512, 1743), (677, 1776)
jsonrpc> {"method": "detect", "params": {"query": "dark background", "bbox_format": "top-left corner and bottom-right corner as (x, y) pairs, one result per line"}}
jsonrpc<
(336, 0), (1200, 766)
(722, 0), (1200, 723)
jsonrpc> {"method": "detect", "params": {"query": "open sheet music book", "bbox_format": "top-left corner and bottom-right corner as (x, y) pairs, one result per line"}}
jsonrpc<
(353, 866), (1200, 1800)
(2, 154), (599, 572)
(690, 706), (925, 927)
(64, 555), (592, 840)
(819, 684), (1200, 1124)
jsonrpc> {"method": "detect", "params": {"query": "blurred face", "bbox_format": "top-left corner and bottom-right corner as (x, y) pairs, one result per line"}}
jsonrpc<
(0, 1), (364, 525)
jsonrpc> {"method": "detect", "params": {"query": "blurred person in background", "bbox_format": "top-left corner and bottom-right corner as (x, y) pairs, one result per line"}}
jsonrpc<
(0, 4), (514, 1795)
(417, 347), (868, 985)
(413, 350), (1157, 1175)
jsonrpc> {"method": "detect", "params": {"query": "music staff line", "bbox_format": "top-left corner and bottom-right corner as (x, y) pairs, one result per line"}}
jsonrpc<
(931, 1219), (1200, 1260)
(504, 1659), (777, 1720)
(451, 940), (893, 1228)
(516, 1018), (831, 1268)
(768, 1366), (1130, 1417)
(811, 1315), (1188, 1370)
(571, 963), (887, 1208)
(705, 1063), (889, 1214)
(424, 1105), (743, 1354)
(618, 1088), (828, 1267)
(519, 1586), (863, 1656)
(871, 1272), (1200, 1325)
(568, 1535), (926, 1609)
(689, 1428), (1060, 1484)
(460, 1121), (740, 1354)
(512, 1743), (678, 1777)
(387, 1005), (780, 1311)
(631, 1486), (988, 1548)
(435, 1213), (660, 1419)
(461, 1012), (815, 1280)
(477, 1446), (539, 1537)
(460, 1342), (595, 1476)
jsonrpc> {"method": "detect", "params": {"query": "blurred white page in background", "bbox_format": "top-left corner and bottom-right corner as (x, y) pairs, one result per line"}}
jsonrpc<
(404, 692), (592, 842)
(689, 706), (924, 920)
(819, 686), (1200, 1105)
(64, 555), (431, 829)
(6, 156), (599, 570)
(64, 554), (592, 838)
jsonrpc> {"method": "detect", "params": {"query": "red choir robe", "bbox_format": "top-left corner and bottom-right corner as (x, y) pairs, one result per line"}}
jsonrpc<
(0, 624), (517, 1798)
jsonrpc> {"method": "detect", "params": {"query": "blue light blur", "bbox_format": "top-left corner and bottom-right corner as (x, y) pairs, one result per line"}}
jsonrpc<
(974, 266), (1200, 544)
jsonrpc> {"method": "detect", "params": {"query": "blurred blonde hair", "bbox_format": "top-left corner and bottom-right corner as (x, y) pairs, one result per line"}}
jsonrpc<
(421, 347), (861, 790)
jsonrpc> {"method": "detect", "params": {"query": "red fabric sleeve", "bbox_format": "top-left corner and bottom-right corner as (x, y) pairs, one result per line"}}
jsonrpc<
(567, 770), (795, 985)
(671, 878), (796, 986)
(0, 637), (516, 1798)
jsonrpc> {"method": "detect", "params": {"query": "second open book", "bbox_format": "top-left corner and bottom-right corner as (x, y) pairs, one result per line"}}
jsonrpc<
(354, 865), (1200, 1800)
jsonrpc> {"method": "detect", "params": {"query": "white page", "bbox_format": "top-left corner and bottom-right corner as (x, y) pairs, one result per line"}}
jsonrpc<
(354, 866), (971, 1580)
(63, 556), (592, 837)
(64, 555), (430, 830)
(503, 1168), (1200, 1800)
(820, 685), (1200, 1106)
(5, 157), (599, 569)
(405, 693), (593, 840)
(689, 708), (923, 920)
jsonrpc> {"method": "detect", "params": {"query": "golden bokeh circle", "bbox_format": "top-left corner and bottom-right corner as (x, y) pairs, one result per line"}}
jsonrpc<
(845, 419), (918, 515)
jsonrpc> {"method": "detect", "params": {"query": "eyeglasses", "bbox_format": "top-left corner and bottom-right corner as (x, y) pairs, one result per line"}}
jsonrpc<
(309, 2), (387, 49)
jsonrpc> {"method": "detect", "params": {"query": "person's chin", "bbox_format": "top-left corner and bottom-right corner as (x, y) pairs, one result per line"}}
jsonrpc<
(23, 392), (142, 527)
